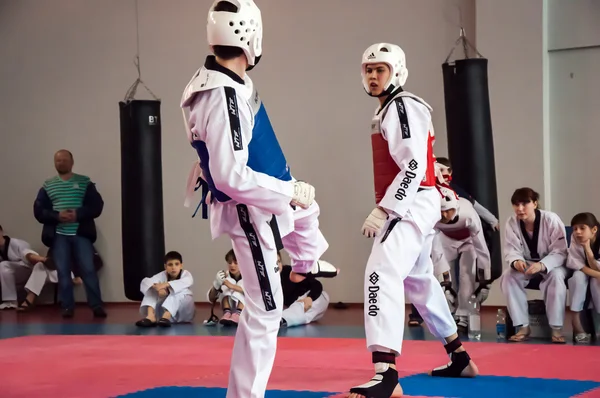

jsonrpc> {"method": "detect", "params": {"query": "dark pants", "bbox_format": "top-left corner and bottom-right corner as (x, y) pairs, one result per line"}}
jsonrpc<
(53, 234), (103, 310)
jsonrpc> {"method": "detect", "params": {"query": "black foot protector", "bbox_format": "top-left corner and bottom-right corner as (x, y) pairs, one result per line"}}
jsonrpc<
(430, 337), (471, 378)
(349, 352), (399, 398)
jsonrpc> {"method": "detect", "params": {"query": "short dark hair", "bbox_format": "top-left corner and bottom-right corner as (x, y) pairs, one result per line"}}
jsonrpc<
(436, 157), (451, 170)
(212, 1), (245, 60)
(0, 224), (3, 231)
(510, 187), (540, 206)
(164, 251), (183, 264)
(225, 249), (237, 263)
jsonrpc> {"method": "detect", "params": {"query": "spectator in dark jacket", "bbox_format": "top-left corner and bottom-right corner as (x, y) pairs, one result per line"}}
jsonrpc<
(33, 149), (106, 318)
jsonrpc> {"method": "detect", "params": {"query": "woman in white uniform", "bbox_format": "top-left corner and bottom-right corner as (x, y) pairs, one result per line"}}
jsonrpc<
(566, 212), (600, 343)
(500, 188), (569, 343)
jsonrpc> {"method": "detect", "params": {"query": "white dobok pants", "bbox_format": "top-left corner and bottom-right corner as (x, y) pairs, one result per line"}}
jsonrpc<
(0, 261), (34, 301)
(24, 263), (60, 296)
(140, 290), (195, 323)
(282, 200), (329, 274)
(207, 284), (245, 309)
(364, 218), (458, 355)
(500, 265), (568, 328)
(568, 270), (600, 312)
(224, 203), (284, 398)
(431, 233), (476, 317)
(282, 291), (330, 327)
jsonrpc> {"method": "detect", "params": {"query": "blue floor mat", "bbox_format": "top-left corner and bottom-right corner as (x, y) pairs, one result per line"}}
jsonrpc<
(118, 375), (600, 398)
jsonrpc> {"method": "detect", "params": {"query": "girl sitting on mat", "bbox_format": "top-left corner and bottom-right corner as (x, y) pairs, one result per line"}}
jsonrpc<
(206, 249), (244, 327)
(135, 251), (195, 328)
(499, 188), (569, 343)
(567, 212), (600, 343)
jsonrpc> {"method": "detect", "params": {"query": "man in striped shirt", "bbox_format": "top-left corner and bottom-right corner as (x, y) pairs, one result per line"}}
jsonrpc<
(33, 150), (106, 318)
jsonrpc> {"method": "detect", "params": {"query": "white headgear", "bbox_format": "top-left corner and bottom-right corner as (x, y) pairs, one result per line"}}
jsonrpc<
(439, 186), (459, 211)
(361, 43), (408, 96)
(207, 0), (263, 69)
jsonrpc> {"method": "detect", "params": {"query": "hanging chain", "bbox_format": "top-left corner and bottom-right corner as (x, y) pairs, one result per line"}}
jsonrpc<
(444, 27), (484, 64)
(124, 0), (159, 101)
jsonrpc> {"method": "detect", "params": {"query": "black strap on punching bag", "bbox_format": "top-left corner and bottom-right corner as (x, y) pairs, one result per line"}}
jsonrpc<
(441, 29), (502, 281)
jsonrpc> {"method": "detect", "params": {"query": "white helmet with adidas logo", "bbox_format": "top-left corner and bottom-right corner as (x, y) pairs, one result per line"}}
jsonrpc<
(361, 43), (408, 96)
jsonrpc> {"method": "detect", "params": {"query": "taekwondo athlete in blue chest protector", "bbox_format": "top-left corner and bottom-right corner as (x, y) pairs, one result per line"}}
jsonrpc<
(179, 2), (317, 397)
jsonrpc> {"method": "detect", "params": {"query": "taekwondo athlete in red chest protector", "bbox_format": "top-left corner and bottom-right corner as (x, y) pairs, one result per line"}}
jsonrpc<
(179, 1), (318, 397)
(348, 43), (479, 398)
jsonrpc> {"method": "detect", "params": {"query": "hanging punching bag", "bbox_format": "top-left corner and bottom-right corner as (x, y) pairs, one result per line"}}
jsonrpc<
(442, 58), (502, 281)
(119, 99), (165, 301)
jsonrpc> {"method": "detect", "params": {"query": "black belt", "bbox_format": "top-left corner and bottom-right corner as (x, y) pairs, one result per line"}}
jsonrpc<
(269, 216), (284, 251)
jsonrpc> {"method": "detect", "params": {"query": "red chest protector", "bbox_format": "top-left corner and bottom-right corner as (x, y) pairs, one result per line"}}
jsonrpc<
(371, 93), (437, 204)
(442, 228), (471, 241)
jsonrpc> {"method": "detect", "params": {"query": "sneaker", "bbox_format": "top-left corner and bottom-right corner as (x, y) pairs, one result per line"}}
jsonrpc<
(220, 311), (233, 326)
(62, 308), (74, 318)
(93, 307), (107, 318)
(457, 316), (468, 331)
(0, 301), (17, 310)
(230, 312), (240, 325)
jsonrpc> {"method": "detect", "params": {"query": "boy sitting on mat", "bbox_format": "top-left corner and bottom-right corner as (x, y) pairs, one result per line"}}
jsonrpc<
(205, 249), (244, 327)
(135, 251), (195, 328)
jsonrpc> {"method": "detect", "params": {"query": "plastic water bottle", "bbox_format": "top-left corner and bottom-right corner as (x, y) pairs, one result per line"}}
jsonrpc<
(496, 309), (506, 339)
(468, 294), (481, 340)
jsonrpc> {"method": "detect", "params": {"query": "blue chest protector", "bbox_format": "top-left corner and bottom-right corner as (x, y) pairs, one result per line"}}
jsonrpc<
(191, 98), (292, 219)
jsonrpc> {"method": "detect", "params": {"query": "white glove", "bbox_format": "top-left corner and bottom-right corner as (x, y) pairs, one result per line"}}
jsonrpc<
(361, 207), (388, 238)
(290, 181), (315, 209)
(213, 270), (227, 290)
(476, 286), (490, 304)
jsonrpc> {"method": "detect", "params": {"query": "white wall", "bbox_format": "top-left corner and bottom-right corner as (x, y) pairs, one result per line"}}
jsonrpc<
(3, 0), (590, 307)
(0, 0), (475, 304)
(547, 0), (600, 51)
(548, 0), (600, 222)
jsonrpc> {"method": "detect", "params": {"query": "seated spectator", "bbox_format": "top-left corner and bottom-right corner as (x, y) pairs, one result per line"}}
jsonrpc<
(136, 251), (195, 328)
(567, 212), (600, 343)
(206, 249), (244, 326)
(17, 247), (90, 312)
(0, 225), (44, 309)
(499, 188), (568, 343)
(279, 251), (331, 328)
(33, 149), (106, 318)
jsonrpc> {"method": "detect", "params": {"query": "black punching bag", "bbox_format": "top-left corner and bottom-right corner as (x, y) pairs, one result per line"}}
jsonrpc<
(119, 100), (165, 300)
(442, 58), (502, 281)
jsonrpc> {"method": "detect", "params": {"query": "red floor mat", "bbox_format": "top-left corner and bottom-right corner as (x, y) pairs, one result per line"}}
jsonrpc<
(0, 335), (598, 397)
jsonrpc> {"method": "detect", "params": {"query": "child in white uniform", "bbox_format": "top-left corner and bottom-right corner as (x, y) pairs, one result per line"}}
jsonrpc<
(567, 212), (600, 343)
(207, 249), (244, 326)
(135, 251), (195, 327)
